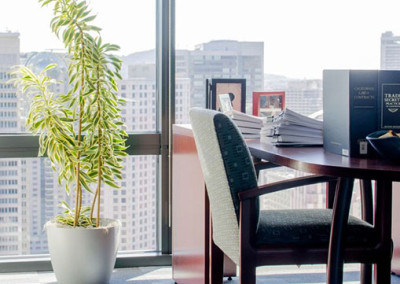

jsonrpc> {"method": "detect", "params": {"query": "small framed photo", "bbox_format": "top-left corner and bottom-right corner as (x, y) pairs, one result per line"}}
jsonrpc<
(252, 91), (285, 117)
(206, 78), (246, 113)
(218, 93), (233, 113)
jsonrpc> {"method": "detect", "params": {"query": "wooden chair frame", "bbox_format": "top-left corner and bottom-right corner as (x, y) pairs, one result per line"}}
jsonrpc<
(209, 175), (387, 284)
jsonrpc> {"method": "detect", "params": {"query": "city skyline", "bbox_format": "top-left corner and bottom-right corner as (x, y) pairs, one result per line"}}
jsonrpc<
(0, 33), (326, 256)
(2, 1), (400, 78)
(1, 22), (399, 256)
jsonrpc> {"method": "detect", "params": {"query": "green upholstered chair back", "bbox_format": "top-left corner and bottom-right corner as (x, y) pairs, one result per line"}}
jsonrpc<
(189, 108), (258, 264)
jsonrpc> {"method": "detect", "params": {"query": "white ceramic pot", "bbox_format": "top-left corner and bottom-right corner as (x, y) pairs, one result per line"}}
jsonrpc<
(46, 218), (121, 284)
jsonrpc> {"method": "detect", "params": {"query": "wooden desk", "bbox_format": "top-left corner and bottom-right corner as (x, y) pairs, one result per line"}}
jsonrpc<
(172, 124), (400, 284)
(247, 140), (400, 284)
(172, 125), (235, 284)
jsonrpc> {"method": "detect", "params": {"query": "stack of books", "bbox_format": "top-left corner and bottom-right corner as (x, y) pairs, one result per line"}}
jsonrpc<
(227, 110), (266, 139)
(261, 108), (323, 146)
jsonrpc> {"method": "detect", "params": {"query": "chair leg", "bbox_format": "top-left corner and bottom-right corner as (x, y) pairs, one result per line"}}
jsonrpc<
(239, 262), (256, 284)
(360, 263), (372, 284)
(210, 239), (224, 284)
(374, 259), (391, 283)
(373, 180), (393, 284)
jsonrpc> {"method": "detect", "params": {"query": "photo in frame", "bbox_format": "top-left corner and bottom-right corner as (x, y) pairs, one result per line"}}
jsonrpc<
(218, 93), (233, 113)
(252, 91), (285, 117)
(206, 78), (246, 113)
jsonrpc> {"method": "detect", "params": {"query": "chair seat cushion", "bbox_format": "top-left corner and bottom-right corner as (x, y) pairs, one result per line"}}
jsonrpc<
(256, 209), (376, 246)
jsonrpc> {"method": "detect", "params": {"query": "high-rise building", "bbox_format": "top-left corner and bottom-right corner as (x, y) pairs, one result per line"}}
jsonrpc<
(285, 79), (322, 116)
(187, 40), (264, 108)
(381, 31), (400, 70)
(0, 32), (20, 132)
(0, 32), (22, 255)
(122, 40), (264, 111)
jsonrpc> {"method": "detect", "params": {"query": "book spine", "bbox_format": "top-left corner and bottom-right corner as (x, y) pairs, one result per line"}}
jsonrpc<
(323, 70), (351, 156)
(349, 70), (379, 158)
(378, 70), (400, 130)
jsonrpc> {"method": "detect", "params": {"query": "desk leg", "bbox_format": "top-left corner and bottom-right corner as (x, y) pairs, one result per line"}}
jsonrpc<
(326, 180), (337, 209)
(327, 177), (354, 284)
(360, 179), (374, 284)
(374, 180), (392, 284)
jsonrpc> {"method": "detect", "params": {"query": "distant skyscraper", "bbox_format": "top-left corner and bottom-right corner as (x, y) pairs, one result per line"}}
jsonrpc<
(381, 31), (400, 70)
(0, 32), (20, 132)
(0, 32), (22, 255)
(285, 79), (322, 116)
(187, 40), (264, 108)
(122, 40), (264, 112)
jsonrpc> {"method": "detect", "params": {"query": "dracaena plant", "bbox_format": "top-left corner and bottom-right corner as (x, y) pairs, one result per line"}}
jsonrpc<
(11, 0), (127, 227)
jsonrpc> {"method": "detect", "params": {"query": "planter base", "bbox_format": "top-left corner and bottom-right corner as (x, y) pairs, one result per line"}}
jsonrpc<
(46, 219), (121, 284)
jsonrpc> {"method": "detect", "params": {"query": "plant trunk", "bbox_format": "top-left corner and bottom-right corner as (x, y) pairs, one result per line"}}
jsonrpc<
(74, 30), (86, 227)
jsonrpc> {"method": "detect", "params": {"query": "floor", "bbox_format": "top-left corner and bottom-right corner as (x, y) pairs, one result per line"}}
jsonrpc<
(1, 265), (400, 284)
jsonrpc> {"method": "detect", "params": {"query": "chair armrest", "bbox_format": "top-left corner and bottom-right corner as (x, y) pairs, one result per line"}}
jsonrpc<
(238, 175), (337, 201)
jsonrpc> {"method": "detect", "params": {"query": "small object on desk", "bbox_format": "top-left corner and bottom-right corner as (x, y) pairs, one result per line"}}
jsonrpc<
(366, 130), (400, 161)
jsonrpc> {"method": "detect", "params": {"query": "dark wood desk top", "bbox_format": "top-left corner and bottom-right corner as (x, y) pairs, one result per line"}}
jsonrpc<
(247, 139), (400, 182)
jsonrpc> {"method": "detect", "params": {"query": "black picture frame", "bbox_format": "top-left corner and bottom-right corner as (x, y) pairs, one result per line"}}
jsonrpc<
(206, 78), (246, 113)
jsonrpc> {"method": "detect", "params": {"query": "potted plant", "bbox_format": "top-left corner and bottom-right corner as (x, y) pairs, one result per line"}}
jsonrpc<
(11, 0), (127, 283)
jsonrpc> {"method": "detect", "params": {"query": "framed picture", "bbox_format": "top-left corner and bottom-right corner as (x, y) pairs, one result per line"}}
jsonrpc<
(252, 91), (285, 117)
(206, 78), (246, 113)
(218, 93), (233, 113)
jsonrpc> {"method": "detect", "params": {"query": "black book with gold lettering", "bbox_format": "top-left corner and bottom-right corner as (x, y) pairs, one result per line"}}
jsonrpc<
(379, 70), (400, 130)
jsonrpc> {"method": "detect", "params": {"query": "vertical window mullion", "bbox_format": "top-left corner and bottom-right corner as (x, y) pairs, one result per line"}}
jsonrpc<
(156, 0), (175, 255)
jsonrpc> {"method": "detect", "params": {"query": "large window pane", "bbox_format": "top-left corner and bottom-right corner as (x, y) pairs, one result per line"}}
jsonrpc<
(0, 0), (161, 258)
(0, 156), (158, 256)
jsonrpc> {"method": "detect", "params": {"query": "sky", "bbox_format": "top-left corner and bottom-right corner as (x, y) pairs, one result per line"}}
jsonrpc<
(1, 0), (400, 79)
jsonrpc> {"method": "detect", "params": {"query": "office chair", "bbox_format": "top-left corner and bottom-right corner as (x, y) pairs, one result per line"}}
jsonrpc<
(189, 107), (378, 284)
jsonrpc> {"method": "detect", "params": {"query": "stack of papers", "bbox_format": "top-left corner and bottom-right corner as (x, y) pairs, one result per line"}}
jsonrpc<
(227, 110), (267, 139)
(261, 108), (323, 146)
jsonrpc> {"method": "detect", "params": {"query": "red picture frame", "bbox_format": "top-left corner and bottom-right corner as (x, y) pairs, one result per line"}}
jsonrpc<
(252, 91), (285, 117)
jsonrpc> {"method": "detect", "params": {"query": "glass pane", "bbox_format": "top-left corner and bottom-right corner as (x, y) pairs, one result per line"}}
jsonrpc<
(257, 168), (361, 218)
(0, 0), (160, 257)
(0, 156), (158, 256)
(174, 0), (392, 213)
(175, 0), (400, 119)
(0, 0), (156, 134)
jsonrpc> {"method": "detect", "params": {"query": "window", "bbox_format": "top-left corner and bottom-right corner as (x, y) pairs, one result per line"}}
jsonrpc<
(0, 0), (173, 267)
(174, 0), (396, 216)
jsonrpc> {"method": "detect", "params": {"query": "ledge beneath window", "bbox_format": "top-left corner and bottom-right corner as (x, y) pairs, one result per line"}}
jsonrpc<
(0, 252), (171, 273)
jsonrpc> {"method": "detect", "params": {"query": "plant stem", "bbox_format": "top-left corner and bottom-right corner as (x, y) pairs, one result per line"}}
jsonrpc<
(73, 27), (86, 227)
(96, 155), (101, 227)
(90, 65), (103, 227)
(90, 186), (98, 220)
(95, 65), (102, 227)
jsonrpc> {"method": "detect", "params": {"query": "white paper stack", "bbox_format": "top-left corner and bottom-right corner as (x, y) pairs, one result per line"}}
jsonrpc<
(261, 108), (323, 146)
(227, 110), (267, 139)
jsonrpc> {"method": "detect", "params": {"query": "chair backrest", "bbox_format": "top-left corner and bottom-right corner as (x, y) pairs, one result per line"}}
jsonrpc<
(189, 107), (258, 264)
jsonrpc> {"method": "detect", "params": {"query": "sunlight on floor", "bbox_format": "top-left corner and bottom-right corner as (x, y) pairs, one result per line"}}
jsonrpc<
(1, 265), (400, 283)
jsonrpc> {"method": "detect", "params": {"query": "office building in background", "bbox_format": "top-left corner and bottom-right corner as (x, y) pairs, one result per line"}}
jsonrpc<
(381, 31), (400, 70)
